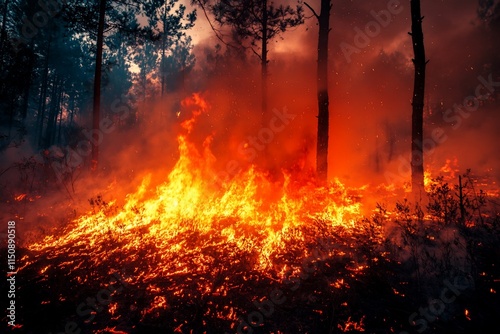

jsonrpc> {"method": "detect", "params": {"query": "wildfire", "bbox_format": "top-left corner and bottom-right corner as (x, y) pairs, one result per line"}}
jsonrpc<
(439, 158), (460, 178)
(28, 94), (362, 283)
(16, 94), (498, 333)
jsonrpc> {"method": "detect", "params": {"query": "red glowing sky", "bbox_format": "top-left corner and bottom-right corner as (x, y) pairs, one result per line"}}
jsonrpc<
(185, 0), (499, 187)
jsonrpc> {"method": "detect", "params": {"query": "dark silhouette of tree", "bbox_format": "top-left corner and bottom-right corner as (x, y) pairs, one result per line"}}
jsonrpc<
(478, 0), (500, 23)
(0, 0), (12, 72)
(0, 0), (197, 159)
(133, 35), (159, 102)
(304, 0), (331, 182)
(478, 0), (500, 75)
(91, 0), (106, 170)
(101, 32), (135, 117)
(143, 0), (196, 97)
(162, 36), (195, 93)
(409, 0), (428, 195)
(193, 0), (303, 116)
(0, 0), (64, 148)
(60, 0), (130, 170)
(0, 0), (29, 143)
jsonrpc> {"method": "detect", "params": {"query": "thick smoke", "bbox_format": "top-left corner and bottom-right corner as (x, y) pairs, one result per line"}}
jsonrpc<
(1, 0), (499, 238)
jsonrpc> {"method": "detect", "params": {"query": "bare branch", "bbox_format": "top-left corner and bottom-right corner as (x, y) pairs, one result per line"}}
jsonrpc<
(303, 1), (319, 19)
(192, 0), (238, 49)
(250, 46), (262, 60)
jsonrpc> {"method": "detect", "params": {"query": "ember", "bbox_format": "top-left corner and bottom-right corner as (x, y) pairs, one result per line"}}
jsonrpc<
(1, 0), (500, 333)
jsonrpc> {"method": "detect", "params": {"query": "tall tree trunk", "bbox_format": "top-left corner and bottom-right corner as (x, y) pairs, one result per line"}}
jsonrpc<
(69, 89), (75, 126)
(20, 41), (35, 122)
(141, 56), (147, 102)
(0, 0), (11, 72)
(261, 0), (268, 118)
(92, 0), (107, 171)
(315, 0), (331, 182)
(37, 37), (51, 148)
(161, 11), (168, 97)
(161, 24), (165, 96)
(52, 78), (60, 146)
(410, 0), (427, 194)
(52, 80), (63, 145)
(20, 82), (31, 121)
(44, 76), (59, 148)
(56, 85), (64, 144)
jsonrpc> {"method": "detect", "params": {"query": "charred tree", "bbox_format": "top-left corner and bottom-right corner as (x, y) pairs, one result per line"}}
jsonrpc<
(0, 0), (10, 71)
(261, 0), (268, 116)
(44, 76), (60, 148)
(37, 38), (51, 148)
(193, 0), (303, 116)
(20, 43), (35, 122)
(92, 0), (107, 171)
(305, 0), (332, 182)
(410, 0), (427, 194)
(160, 17), (168, 96)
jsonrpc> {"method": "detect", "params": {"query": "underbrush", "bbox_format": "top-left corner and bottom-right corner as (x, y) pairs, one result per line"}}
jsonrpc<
(1, 172), (499, 334)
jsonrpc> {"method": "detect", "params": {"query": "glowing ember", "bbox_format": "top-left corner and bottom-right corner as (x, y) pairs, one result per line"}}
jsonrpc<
(28, 94), (362, 282)
(12, 88), (499, 332)
(14, 193), (27, 201)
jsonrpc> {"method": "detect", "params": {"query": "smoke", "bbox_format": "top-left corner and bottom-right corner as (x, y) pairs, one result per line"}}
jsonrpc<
(2, 0), (499, 238)
(322, 0), (500, 187)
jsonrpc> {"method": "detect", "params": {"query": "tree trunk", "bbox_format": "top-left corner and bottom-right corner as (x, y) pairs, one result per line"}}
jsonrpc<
(0, 0), (11, 72)
(141, 55), (147, 102)
(69, 90), (75, 126)
(52, 80), (63, 144)
(37, 37), (51, 148)
(316, 0), (331, 182)
(56, 85), (64, 144)
(410, 0), (427, 195)
(44, 76), (59, 148)
(261, 0), (268, 118)
(161, 11), (168, 97)
(92, 0), (107, 171)
(20, 41), (35, 122)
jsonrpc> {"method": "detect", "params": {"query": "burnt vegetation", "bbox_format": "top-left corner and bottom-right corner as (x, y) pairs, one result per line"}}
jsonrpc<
(1, 0), (500, 333)
(1, 174), (499, 334)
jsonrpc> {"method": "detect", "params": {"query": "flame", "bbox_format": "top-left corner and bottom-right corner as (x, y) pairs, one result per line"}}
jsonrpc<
(94, 328), (128, 334)
(424, 170), (433, 192)
(19, 95), (499, 334)
(15, 193), (27, 201)
(338, 316), (366, 332)
(439, 158), (459, 178)
(28, 94), (362, 284)
(180, 92), (208, 133)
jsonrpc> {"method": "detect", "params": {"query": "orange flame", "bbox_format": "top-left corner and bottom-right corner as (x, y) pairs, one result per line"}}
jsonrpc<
(15, 193), (27, 201)
(29, 94), (362, 284)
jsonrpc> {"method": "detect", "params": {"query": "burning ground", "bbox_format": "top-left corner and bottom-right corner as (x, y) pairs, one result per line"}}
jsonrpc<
(1, 0), (500, 332)
(1, 94), (500, 333)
